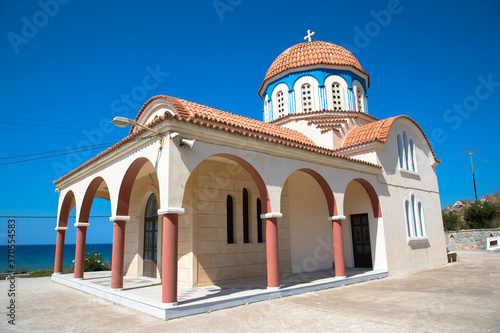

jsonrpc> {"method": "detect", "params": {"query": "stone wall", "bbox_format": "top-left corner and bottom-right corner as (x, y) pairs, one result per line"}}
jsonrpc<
(445, 229), (500, 251)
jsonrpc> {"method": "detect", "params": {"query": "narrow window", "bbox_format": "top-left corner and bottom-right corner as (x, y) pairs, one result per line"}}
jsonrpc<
(227, 195), (235, 244)
(411, 194), (418, 238)
(409, 139), (416, 172)
(405, 200), (411, 238)
(331, 82), (344, 110)
(243, 188), (249, 243)
(418, 201), (426, 237)
(277, 91), (285, 118)
(257, 198), (263, 243)
(356, 87), (364, 112)
(397, 134), (404, 169)
(301, 83), (313, 112)
(402, 131), (409, 170)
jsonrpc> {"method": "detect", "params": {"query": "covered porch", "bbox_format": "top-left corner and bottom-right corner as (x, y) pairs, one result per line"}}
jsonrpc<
(52, 267), (388, 320)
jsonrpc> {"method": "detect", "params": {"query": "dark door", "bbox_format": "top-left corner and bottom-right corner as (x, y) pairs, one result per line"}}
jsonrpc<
(351, 213), (372, 268)
(143, 194), (158, 278)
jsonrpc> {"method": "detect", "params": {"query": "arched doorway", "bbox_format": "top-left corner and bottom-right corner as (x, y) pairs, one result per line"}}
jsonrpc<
(143, 194), (158, 278)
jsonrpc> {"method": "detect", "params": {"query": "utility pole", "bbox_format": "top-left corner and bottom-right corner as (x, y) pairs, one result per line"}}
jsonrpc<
(462, 149), (478, 200)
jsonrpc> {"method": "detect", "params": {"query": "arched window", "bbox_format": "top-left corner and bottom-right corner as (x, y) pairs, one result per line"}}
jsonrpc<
(301, 83), (313, 112)
(397, 130), (418, 173)
(277, 90), (285, 118)
(411, 194), (418, 238)
(143, 194), (158, 278)
(256, 198), (264, 243)
(405, 199), (411, 238)
(331, 82), (344, 110)
(243, 188), (249, 243)
(356, 87), (364, 112)
(226, 195), (235, 244)
(418, 201), (426, 237)
(397, 134), (404, 169)
(409, 139), (416, 172)
(405, 194), (427, 239)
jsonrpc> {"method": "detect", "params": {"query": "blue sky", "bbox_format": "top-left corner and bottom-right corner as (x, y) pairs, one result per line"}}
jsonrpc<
(0, 0), (499, 245)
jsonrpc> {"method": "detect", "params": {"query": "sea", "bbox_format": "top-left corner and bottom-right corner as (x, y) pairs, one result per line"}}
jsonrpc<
(0, 244), (112, 273)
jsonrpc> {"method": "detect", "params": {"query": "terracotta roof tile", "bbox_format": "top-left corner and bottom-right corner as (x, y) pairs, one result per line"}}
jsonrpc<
(261, 41), (369, 93)
(341, 115), (439, 162)
(54, 96), (381, 185)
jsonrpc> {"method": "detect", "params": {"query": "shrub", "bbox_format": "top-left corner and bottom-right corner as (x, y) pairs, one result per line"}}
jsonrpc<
(463, 200), (500, 229)
(83, 251), (105, 272)
(442, 211), (460, 231)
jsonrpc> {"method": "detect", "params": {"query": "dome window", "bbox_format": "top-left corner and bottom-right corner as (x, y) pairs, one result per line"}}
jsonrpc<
(277, 90), (286, 118)
(301, 83), (313, 112)
(331, 82), (344, 111)
(356, 87), (364, 112)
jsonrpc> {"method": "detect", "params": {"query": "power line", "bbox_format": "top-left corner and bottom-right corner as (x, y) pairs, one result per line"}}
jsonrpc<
(0, 115), (101, 127)
(0, 141), (119, 160)
(0, 126), (123, 138)
(0, 135), (153, 167)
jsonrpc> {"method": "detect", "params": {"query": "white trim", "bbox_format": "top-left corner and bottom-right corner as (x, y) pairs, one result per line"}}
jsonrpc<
(293, 75), (320, 113)
(158, 208), (185, 215)
(260, 212), (283, 219)
(55, 227), (68, 231)
(328, 215), (346, 221)
(109, 216), (130, 222)
(352, 80), (366, 112)
(267, 286), (281, 291)
(336, 276), (346, 279)
(324, 75), (348, 111)
(164, 302), (178, 308)
(74, 222), (91, 227)
(271, 83), (290, 120)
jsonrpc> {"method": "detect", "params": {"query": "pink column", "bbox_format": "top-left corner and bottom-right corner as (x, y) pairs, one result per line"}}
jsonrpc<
(332, 218), (346, 278)
(162, 214), (178, 304)
(74, 224), (89, 279)
(54, 228), (67, 274)
(111, 218), (127, 290)
(266, 217), (280, 289)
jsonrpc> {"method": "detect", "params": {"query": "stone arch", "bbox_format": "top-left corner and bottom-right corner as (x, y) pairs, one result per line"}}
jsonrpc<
(211, 153), (271, 213)
(352, 178), (382, 218)
(116, 157), (158, 217)
(58, 190), (76, 228)
(79, 177), (110, 222)
(296, 168), (337, 216)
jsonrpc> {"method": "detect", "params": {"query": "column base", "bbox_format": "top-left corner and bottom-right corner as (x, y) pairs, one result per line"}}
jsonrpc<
(53, 272), (62, 275)
(74, 278), (83, 281)
(111, 288), (124, 291)
(267, 286), (281, 291)
(163, 302), (178, 308)
(336, 276), (346, 279)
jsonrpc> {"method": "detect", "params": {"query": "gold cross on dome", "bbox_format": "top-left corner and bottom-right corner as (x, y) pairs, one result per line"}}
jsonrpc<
(304, 29), (315, 42)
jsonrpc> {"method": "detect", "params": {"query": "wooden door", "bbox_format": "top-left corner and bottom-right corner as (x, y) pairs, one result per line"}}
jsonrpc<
(351, 213), (372, 268)
(143, 194), (158, 278)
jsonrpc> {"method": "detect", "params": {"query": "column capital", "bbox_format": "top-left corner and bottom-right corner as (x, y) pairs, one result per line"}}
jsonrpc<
(158, 208), (185, 215)
(109, 216), (130, 222)
(328, 215), (346, 221)
(55, 226), (68, 231)
(260, 212), (282, 219)
(74, 222), (90, 228)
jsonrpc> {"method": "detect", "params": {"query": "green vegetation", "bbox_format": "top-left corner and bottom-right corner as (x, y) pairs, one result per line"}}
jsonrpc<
(83, 251), (106, 272)
(463, 200), (500, 229)
(442, 192), (500, 231)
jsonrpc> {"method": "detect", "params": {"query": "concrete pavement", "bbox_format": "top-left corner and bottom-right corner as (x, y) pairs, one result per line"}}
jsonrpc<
(1, 250), (499, 332)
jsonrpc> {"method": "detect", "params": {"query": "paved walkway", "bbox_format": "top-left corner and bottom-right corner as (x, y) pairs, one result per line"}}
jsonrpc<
(1, 250), (499, 332)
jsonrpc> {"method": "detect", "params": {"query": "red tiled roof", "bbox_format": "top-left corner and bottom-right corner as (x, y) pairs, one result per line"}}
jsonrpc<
(261, 41), (369, 93)
(341, 115), (439, 162)
(54, 96), (381, 185)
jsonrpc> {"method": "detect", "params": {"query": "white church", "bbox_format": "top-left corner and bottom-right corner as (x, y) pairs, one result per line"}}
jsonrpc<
(53, 35), (448, 306)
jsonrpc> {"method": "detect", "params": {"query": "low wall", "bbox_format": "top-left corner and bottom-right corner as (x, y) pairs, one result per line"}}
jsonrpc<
(445, 229), (500, 251)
